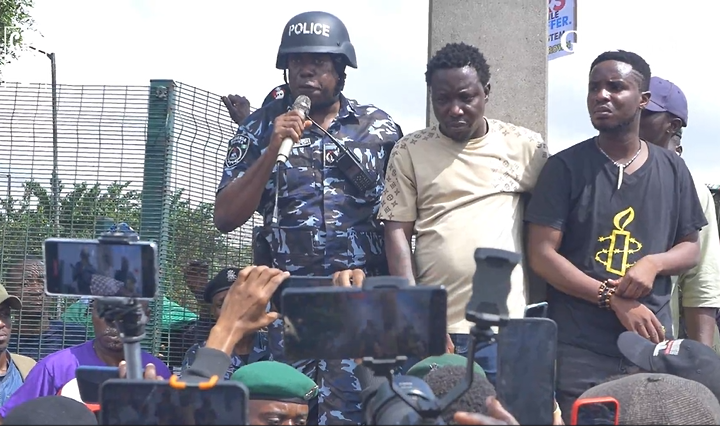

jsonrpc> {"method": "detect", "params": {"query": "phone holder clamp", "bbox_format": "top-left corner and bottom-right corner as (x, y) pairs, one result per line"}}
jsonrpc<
(95, 230), (147, 381)
(169, 374), (220, 390)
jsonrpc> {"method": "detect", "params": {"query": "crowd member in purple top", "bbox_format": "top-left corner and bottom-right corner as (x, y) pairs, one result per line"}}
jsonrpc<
(0, 300), (170, 418)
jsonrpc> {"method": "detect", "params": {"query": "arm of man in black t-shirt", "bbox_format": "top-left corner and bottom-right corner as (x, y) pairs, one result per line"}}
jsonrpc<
(525, 157), (665, 342)
(610, 162), (706, 300)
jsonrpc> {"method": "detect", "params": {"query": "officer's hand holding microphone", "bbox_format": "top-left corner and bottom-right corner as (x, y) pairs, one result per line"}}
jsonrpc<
(270, 110), (312, 155)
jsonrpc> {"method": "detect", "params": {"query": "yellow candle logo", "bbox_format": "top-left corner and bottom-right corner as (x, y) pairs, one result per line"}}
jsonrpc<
(595, 207), (643, 276)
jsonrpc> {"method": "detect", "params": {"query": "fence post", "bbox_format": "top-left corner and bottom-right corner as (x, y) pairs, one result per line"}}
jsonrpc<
(140, 79), (176, 356)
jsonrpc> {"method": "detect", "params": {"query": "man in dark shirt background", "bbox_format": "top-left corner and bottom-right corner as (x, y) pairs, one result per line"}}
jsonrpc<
(72, 249), (96, 295)
(524, 49), (707, 422)
(164, 261), (212, 369)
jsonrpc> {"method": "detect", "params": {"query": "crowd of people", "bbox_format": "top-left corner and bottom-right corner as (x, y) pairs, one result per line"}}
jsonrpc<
(0, 8), (718, 426)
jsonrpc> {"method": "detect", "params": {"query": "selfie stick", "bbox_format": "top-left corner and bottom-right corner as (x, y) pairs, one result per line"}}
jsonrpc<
(360, 277), (472, 424)
(95, 230), (148, 380)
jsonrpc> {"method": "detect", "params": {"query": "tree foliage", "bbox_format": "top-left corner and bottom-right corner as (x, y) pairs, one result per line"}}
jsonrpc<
(0, 0), (35, 76)
(0, 179), (252, 307)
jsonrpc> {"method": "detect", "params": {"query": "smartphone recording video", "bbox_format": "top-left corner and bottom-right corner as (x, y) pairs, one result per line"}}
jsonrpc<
(44, 238), (158, 300)
(100, 379), (248, 425)
(271, 276), (334, 314)
(571, 397), (620, 425)
(75, 366), (120, 404)
(281, 285), (447, 361)
(497, 317), (557, 425)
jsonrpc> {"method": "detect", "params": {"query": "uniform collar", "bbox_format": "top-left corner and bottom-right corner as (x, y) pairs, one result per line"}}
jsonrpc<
(338, 93), (358, 120)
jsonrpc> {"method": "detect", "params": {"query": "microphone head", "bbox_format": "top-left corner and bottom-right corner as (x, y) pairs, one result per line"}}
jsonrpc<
(292, 95), (312, 118)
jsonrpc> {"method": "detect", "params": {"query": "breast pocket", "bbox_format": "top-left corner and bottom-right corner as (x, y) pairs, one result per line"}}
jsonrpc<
(282, 166), (317, 196)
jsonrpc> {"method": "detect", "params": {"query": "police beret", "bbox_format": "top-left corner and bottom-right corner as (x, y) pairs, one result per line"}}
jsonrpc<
(203, 267), (240, 304)
(405, 354), (486, 379)
(230, 361), (319, 403)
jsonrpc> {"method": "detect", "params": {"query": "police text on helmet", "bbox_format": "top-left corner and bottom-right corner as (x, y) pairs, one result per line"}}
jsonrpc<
(288, 22), (330, 38)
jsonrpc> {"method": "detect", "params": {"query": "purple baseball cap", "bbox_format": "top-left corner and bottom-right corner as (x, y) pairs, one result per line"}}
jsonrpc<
(646, 76), (688, 126)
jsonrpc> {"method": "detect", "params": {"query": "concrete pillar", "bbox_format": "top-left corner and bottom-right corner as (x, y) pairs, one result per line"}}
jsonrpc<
(427, 0), (548, 139)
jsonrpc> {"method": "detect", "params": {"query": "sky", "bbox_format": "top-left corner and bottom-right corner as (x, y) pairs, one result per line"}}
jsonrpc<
(0, 0), (717, 208)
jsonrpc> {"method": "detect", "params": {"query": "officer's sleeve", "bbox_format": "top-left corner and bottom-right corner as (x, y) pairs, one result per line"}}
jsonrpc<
(216, 125), (265, 194)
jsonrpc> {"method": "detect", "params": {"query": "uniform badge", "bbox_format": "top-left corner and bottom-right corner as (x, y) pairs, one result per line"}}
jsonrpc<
(226, 135), (249, 168)
(323, 145), (338, 168)
(226, 269), (237, 283)
(304, 385), (319, 401)
(273, 86), (285, 100)
(296, 138), (312, 148)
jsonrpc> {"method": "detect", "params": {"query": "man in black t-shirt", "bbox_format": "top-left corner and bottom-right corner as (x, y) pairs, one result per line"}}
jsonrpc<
(525, 50), (708, 422)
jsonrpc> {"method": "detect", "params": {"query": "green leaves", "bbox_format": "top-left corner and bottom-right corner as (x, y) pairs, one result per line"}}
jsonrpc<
(0, 178), (252, 307)
(0, 0), (36, 75)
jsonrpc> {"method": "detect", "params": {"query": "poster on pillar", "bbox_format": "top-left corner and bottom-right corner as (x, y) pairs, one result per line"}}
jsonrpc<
(548, 0), (576, 61)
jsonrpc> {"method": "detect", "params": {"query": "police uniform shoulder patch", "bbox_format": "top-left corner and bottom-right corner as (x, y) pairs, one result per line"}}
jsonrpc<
(225, 134), (249, 168)
(273, 86), (285, 100)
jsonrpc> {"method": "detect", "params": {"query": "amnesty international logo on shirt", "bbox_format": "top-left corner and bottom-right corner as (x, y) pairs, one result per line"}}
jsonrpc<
(595, 207), (644, 276)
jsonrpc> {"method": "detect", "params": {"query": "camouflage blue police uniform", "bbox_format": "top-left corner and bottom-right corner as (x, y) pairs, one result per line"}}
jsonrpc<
(217, 94), (403, 425)
(180, 331), (272, 380)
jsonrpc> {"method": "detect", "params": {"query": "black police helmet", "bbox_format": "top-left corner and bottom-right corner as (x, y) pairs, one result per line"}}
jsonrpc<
(276, 11), (357, 70)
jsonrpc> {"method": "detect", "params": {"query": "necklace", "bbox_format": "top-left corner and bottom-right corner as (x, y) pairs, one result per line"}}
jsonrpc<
(595, 138), (642, 190)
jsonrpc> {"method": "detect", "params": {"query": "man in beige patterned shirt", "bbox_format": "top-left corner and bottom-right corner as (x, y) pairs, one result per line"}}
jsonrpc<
(377, 42), (548, 387)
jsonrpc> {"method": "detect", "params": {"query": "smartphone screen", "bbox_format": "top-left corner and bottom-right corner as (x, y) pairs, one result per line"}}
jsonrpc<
(282, 286), (448, 360)
(75, 366), (120, 404)
(44, 238), (158, 299)
(101, 380), (248, 425)
(575, 400), (619, 425)
(497, 317), (557, 425)
(271, 276), (334, 314)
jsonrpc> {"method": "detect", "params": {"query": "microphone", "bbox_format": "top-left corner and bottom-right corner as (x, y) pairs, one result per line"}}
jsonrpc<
(276, 95), (312, 164)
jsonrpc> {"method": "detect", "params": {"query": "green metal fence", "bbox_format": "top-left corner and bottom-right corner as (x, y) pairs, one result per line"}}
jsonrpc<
(0, 80), (260, 367)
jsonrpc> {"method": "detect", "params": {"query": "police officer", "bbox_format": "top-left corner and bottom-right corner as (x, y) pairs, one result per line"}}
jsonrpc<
(214, 10), (403, 425)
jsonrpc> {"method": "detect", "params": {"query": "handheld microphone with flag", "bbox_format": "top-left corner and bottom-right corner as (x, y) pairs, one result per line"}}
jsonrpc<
(276, 95), (312, 164)
(272, 95), (312, 226)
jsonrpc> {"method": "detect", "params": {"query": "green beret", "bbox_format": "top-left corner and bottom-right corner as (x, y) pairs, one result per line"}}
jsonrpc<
(406, 354), (486, 379)
(230, 361), (318, 403)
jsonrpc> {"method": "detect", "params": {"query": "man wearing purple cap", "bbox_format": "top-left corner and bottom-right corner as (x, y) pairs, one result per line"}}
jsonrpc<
(640, 76), (720, 351)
